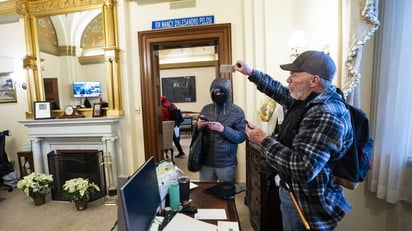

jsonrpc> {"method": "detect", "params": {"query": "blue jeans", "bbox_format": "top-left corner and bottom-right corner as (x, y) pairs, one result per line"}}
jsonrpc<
(279, 186), (306, 231)
(199, 165), (236, 182)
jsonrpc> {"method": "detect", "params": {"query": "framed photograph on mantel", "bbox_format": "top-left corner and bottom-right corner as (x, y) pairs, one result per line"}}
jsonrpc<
(92, 103), (102, 117)
(33, 101), (52, 120)
(0, 74), (17, 103)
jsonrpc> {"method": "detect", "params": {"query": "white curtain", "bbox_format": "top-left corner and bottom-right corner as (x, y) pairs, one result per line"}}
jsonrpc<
(369, 0), (412, 204)
(340, 0), (379, 106)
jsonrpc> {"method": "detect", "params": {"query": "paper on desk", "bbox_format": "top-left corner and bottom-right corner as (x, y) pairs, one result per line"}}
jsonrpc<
(217, 221), (240, 231)
(194, 208), (227, 220)
(163, 213), (217, 231)
(190, 182), (198, 190)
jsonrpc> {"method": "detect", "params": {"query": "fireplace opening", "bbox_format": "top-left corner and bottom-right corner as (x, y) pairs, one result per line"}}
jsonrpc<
(47, 149), (107, 201)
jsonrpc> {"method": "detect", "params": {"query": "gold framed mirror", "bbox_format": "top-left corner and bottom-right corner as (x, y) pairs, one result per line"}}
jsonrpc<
(16, 0), (123, 119)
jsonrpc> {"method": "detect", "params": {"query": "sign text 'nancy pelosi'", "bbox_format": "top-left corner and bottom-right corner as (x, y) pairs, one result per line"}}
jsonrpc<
(152, 15), (214, 30)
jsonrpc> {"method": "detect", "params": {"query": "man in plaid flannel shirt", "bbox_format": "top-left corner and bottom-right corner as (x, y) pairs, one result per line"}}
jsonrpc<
(235, 50), (353, 231)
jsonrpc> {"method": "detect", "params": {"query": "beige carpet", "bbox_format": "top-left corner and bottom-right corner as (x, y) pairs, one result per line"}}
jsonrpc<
(0, 137), (253, 231)
(0, 189), (117, 231)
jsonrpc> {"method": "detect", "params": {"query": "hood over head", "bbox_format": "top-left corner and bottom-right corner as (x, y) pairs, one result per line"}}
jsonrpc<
(210, 78), (232, 104)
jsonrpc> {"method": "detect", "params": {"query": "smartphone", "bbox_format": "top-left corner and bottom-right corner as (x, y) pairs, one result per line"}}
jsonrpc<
(199, 115), (209, 121)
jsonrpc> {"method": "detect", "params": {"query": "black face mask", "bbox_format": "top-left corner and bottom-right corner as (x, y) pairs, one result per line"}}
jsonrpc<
(212, 89), (227, 105)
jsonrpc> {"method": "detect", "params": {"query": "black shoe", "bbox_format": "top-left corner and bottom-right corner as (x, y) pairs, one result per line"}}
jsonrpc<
(175, 153), (185, 158)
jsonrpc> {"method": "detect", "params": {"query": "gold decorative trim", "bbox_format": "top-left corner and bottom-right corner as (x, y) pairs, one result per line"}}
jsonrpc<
(19, 0), (123, 119)
(58, 46), (76, 56)
(0, 1), (18, 19)
(78, 55), (105, 65)
(21, 0), (107, 17)
(22, 55), (37, 69)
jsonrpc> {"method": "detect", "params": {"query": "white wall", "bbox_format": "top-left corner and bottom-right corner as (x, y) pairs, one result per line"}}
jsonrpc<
(0, 19), (30, 167)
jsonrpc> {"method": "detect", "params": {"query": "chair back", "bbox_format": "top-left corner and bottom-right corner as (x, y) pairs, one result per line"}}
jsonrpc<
(162, 121), (175, 150)
(179, 117), (193, 136)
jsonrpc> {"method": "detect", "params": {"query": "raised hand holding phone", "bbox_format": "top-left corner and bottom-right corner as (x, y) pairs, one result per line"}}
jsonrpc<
(245, 120), (266, 144)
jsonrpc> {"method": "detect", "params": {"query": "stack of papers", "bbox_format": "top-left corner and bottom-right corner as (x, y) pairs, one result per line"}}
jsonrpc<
(194, 209), (227, 220)
(163, 213), (217, 231)
(217, 221), (240, 231)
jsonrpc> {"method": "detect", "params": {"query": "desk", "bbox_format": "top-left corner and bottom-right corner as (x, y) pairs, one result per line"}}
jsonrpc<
(189, 182), (239, 225)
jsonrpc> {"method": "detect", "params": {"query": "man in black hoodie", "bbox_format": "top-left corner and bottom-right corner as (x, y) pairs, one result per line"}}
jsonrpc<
(196, 78), (247, 183)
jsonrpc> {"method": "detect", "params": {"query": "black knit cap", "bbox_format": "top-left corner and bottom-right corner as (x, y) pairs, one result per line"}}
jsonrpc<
(280, 50), (336, 81)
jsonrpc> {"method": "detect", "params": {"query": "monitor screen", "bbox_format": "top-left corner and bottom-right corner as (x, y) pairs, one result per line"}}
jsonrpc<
(120, 156), (161, 231)
(73, 81), (101, 98)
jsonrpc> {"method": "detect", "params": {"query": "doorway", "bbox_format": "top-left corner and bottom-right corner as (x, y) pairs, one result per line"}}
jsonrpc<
(138, 23), (232, 162)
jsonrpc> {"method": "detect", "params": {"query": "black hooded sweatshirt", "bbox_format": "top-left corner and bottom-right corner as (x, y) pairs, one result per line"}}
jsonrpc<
(198, 78), (247, 168)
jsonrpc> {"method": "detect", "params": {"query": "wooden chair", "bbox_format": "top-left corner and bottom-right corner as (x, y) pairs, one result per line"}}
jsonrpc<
(162, 121), (175, 163)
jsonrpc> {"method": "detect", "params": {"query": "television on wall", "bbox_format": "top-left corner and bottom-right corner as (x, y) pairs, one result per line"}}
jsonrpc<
(73, 81), (101, 98)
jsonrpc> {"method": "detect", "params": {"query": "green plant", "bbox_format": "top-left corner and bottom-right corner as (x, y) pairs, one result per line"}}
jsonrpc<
(16, 172), (54, 197)
(62, 177), (100, 202)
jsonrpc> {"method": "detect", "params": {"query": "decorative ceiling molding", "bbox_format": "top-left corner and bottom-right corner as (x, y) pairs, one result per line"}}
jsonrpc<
(17, 0), (105, 17)
(159, 60), (215, 70)
(132, 0), (176, 5)
(0, 1), (18, 20)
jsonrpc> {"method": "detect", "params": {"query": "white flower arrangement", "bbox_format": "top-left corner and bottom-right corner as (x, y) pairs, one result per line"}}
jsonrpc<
(62, 177), (100, 202)
(258, 97), (276, 122)
(16, 172), (54, 197)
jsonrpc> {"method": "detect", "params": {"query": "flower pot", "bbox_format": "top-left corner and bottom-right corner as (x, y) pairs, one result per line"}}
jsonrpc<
(75, 200), (88, 211)
(32, 194), (46, 206)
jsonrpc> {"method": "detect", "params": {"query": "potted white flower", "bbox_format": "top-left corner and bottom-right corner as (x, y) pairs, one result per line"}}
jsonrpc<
(16, 172), (54, 206)
(62, 177), (100, 210)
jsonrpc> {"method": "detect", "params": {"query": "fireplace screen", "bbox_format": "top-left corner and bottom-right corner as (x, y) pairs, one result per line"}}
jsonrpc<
(47, 150), (106, 201)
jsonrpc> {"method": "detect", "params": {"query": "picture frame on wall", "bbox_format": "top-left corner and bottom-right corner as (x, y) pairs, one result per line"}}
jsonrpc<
(0, 74), (17, 103)
(33, 101), (52, 120)
(161, 76), (196, 103)
(92, 103), (102, 117)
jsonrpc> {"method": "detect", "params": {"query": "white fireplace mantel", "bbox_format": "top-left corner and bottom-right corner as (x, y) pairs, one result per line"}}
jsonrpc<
(19, 117), (123, 187)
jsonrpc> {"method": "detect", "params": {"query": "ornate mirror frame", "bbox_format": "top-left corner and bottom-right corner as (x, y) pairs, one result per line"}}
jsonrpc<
(16, 0), (123, 119)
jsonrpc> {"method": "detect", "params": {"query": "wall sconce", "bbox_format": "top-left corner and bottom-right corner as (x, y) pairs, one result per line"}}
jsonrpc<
(288, 30), (306, 60)
(322, 44), (330, 56)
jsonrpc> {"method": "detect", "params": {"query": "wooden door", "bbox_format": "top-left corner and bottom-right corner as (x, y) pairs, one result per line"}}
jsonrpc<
(138, 23), (232, 162)
(43, 78), (60, 109)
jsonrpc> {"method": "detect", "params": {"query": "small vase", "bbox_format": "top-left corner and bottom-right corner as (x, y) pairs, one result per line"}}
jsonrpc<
(32, 194), (46, 206)
(75, 200), (88, 211)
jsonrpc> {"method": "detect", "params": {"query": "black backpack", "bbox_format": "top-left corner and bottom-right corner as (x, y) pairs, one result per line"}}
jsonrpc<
(294, 89), (374, 189)
(168, 105), (184, 126)
(331, 89), (374, 189)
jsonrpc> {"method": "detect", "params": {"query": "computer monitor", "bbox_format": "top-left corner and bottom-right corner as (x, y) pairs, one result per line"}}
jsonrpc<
(120, 156), (161, 231)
